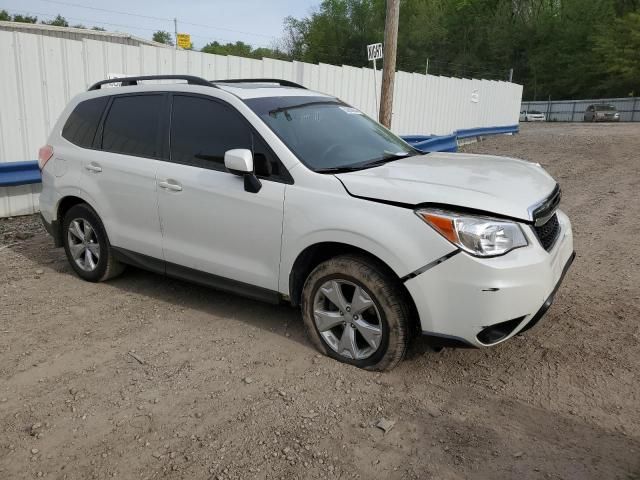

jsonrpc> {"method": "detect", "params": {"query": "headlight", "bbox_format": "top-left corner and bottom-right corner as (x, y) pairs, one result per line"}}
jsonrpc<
(415, 208), (528, 257)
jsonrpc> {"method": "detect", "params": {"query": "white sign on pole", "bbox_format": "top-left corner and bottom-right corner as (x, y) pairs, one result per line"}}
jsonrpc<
(367, 43), (383, 117)
(367, 43), (383, 61)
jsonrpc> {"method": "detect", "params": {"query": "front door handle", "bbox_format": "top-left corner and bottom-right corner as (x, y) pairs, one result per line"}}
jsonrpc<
(85, 163), (102, 173)
(158, 180), (183, 192)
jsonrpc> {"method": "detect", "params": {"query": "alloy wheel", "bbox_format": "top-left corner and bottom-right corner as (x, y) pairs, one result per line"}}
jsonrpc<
(313, 279), (383, 360)
(67, 218), (101, 272)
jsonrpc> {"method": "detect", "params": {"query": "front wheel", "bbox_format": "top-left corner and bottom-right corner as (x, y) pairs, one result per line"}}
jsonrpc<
(301, 255), (410, 371)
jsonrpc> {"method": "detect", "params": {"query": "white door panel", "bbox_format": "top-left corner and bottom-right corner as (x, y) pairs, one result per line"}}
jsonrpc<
(80, 150), (163, 259)
(157, 163), (285, 291)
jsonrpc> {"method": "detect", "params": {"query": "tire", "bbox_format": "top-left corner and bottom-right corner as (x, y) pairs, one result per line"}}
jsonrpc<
(301, 254), (410, 371)
(62, 203), (124, 282)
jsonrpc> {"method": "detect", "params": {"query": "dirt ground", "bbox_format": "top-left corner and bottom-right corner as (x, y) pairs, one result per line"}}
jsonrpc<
(1, 122), (639, 480)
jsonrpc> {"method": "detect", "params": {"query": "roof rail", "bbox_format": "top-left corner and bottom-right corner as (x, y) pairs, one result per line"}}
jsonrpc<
(88, 75), (213, 91)
(210, 78), (306, 89)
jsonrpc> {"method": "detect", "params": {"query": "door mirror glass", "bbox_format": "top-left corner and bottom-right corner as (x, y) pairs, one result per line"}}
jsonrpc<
(225, 149), (253, 175)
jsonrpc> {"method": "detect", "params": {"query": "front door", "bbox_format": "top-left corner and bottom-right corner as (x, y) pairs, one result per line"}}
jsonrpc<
(156, 94), (288, 293)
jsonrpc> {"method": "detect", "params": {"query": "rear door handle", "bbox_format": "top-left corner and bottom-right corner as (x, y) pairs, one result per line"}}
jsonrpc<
(158, 180), (183, 192)
(85, 163), (102, 173)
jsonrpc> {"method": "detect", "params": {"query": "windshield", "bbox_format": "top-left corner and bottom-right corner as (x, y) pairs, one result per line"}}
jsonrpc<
(595, 105), (616, 111)
(245, 96), (418, 172)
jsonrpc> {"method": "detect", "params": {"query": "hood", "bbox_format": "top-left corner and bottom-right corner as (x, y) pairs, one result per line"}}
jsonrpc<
(336, 152), (557, 221)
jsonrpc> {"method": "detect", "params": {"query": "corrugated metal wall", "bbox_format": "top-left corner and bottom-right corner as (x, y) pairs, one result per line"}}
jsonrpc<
(522, 97), (640, 122)
(0, 30), (523, 217)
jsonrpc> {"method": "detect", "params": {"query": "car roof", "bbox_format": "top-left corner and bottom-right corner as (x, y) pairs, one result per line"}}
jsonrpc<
(84, 76), (334, 101)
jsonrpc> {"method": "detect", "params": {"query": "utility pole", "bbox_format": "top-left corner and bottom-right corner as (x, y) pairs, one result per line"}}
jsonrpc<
(425, 58), (429, 75)
(173, 18), (178, 50)
(379, 0), (400, 128)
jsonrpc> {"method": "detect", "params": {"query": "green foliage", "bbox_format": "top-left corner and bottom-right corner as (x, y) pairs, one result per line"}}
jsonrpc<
(594, 12), (640, 96)
(13, 15), (38, 23)
(152, 30), (174, 46)
(280, 0), (640, 100)
(41, 15), (69, 27)
(201, 41), (289, 61)
(3, 12), (38, 23)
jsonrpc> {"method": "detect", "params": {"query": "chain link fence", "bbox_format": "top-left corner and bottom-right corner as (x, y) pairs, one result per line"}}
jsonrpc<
(521, 97), (640, 122)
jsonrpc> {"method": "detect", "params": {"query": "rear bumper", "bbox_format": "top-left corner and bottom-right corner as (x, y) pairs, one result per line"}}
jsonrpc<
(39, 213), (62, 247)
(407, 209), (574, 347)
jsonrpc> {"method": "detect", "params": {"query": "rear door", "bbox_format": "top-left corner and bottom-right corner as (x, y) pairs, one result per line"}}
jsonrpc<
(80, 93), (165, 260)
(156, 94), (288, 293)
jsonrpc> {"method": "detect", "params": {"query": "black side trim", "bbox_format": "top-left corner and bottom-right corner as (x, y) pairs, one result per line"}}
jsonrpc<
(112, 247), (165, 275)
(401, 250), (460, 282)
(111, 247), (280, 304)
(518, 251), (575, 335)
(421, 331), (474, 348)
(40, 213), (62, 247)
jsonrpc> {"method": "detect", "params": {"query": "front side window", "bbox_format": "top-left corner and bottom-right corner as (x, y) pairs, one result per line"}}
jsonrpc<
(170, 95), (289, 181)
(101, 95), (164, 158)
(62, 96), (109, 148)
(245, 96), (418, 172)
(170, 95), (251, 170)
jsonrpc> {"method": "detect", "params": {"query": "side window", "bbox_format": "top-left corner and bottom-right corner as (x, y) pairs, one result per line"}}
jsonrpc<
(62, 97), (109, 148)
(170, 95), (251, 171)
(253, 135), (283, 179)
(101, 95), (164, 158)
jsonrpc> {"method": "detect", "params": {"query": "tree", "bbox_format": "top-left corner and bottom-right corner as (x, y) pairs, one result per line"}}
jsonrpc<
(12, 14), (38, 23)
(595, 11), (640, 96)
(42, 14), (69, 27)
(0, 9), (10, 21)
(201, 40), (289, 60)
(279, 0), (640, 100)
(152, 30), (174, 46)
(92, 26), (106, 31)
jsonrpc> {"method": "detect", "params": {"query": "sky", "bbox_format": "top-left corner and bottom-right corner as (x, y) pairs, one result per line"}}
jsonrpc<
(0, 0), (318, 49)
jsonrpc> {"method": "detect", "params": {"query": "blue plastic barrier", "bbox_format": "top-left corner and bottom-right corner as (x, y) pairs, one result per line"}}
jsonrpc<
(456, 124), (519, 139)
(0, 161), (41, 187)
(401, 134), (458, 153)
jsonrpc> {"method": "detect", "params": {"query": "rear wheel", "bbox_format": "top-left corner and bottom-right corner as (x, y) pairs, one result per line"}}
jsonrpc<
(301, 255), (410, 371)
(62, 203), (124, 282)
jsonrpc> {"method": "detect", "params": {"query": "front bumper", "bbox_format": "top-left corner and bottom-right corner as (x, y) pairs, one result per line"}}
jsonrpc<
(405, 209), (574, 347)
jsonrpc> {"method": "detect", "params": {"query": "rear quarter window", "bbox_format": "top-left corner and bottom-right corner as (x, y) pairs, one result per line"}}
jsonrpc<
(61, 97), (109, 148)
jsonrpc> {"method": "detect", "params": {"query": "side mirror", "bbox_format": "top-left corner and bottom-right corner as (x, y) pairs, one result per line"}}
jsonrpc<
(224, 149), (262, 193)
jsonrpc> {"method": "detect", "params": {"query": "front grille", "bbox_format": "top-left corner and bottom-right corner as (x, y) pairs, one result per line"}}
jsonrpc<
(534, 213), (560, 251)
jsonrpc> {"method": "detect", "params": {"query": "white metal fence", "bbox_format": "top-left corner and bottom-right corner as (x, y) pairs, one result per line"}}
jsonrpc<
(522, 97), (640, 122)
(0, 30), (523, 218)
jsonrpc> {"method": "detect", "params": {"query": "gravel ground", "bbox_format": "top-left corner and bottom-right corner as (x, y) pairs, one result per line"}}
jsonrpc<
(1, 122), (639, 480)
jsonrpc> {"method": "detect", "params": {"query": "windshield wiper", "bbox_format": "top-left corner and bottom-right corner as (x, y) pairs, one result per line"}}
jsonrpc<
(315, 166), (366, 173)
(358, 152), (417, 168)
(315, 152), (417, 174)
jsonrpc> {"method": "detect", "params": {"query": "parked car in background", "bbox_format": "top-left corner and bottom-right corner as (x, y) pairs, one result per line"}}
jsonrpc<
(519, 110), (546, 122)
(584, 104), (620, 122)
(38, 75), (574, 371)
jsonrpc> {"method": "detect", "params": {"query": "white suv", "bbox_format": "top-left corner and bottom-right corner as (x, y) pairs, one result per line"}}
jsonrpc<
(39, 75), (574, 371)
